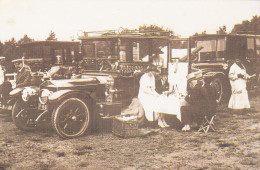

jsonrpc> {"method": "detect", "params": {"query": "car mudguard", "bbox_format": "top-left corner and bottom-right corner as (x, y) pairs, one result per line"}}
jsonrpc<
(48, 89), (92, 103)
(9, 87), (24, 97)
(204, 71), (225, 78)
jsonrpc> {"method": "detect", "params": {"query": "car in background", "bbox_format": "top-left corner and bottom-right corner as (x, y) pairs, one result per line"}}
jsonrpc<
(0, 41), (80, 113)
(11, 30), (174, 138)
(187, 34), (260, 103)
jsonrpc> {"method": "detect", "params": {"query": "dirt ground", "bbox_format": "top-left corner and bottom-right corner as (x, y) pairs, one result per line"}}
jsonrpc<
(0, 93), (260, 170)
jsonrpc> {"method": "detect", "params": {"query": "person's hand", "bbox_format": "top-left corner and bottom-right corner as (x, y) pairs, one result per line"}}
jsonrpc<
(248, 74), (256, 79)
(237, 74), (244, 78)
(12, 82), (16, 89)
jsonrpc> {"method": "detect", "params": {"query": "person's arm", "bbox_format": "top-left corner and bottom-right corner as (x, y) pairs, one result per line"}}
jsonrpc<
(185, 87), (200, 104)
(139, 75), (159, 97)
(16, 71), (31, 88)
(229, 65), (238, 81)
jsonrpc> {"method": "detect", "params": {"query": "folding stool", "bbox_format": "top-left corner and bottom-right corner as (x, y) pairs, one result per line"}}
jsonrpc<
(198, 115), (216, 133)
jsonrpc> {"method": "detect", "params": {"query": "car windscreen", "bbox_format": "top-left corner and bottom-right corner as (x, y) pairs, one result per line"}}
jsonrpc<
(196, 39), (225, 62)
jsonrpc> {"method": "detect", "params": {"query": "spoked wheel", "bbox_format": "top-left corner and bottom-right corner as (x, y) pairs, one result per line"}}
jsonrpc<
(12, 99), (37, 131)
(51, 98), (90, 139)
(210, 77), (223, 103)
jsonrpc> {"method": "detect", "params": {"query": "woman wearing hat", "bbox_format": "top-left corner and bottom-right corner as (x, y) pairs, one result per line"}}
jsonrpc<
(138, 65), (169, 128)
(228, 58), (254, 113)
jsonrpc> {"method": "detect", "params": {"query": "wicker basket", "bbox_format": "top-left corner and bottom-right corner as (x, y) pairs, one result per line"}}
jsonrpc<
(112, 115), (138, 138)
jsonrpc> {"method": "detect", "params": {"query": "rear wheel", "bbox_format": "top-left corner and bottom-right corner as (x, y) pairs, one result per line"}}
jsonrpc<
(12, 99), (37, 131)
(210, 77), (229, 103)
(51, 98), (91, 139)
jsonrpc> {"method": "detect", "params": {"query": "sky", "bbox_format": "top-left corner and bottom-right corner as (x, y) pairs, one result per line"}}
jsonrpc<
(0, 0), (259, 42)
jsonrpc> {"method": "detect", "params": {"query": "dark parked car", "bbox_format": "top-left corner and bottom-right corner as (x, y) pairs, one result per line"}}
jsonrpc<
(11, 30), (173, 138)
(187, 34), (260, 103)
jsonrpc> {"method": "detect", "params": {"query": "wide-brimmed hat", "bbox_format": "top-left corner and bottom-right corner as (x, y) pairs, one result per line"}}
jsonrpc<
(145, 65), (160, 73)
(187, 70), (203, 81)
(0, 56), (5, 61)
(12, 57), (25, 64)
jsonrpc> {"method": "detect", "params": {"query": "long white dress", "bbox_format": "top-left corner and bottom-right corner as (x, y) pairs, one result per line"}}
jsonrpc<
(138, 73), (182, 122)
(138, 73), (160, 121)
(228, 63), (250, 110)
(157, 93), (182, 121)
(0, 65), (4, 85)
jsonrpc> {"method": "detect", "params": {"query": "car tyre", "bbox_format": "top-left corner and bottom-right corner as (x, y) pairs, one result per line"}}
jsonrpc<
(210, 77), (229, 103)
(51, 98), (90, 139)
(12, 99), (37, 131)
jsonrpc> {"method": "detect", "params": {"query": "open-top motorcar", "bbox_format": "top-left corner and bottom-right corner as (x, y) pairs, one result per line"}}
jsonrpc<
(0, 41), (80, 113)
(11, 30), (174, 138)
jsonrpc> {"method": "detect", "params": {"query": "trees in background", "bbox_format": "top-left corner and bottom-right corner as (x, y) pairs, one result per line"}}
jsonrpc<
(217, 25), (227, 35)
(0, 34), (34, 72)
(17, 34), (34, 45)
(46, 30), (57, 41)
(118, 24), (177, 59)
(0, 15), (259, 70)
(231, 15), (260, 35)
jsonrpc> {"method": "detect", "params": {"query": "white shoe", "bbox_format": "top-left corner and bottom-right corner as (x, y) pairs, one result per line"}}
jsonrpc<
(182, 124), (191, 131)
(162, 119), (170, 127)
(158, 119), (166, 128)
(186, 124), (191, 131)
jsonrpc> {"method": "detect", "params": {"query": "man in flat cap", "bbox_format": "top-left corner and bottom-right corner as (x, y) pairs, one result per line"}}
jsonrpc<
(12, 57), (32, 88)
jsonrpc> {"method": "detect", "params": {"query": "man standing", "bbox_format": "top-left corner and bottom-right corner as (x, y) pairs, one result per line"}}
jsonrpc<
(0, 57), (6, 86)
(12, 57), (32, 88)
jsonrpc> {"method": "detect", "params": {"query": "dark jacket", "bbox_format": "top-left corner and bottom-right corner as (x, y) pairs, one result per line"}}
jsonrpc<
(184, 82), (217, 123)
(16, 64), (32, 88)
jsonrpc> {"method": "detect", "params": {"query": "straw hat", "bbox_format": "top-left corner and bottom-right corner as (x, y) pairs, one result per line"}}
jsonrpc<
(187, 70), (203, 81)
(12, 57), (25, 64)
(0, 56), (5, 61)
(145, 65), (160, 73)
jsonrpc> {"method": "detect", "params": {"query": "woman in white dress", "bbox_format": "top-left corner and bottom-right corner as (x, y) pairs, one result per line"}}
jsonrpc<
(228, 58), (252, 113)
(138, 66), (169, 128)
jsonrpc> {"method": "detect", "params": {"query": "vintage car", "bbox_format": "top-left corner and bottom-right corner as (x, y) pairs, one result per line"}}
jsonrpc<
(11, 30), (174, 138)
(0, 59), (43, 112)
(187, 34), (260, 103)
(0, 41), (80, 113)
(19, 41), (80, 71)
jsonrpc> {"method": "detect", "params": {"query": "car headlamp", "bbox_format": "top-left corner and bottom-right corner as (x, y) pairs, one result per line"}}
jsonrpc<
(223, 64), (228, 70)
(105, 75), (114, 89)
(39, 89), (52, 104)
(22, 87), (36, 102)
